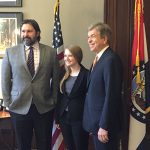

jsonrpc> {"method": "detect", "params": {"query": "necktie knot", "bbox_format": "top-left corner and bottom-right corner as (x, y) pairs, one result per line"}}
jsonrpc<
(27, 46), (35, 77)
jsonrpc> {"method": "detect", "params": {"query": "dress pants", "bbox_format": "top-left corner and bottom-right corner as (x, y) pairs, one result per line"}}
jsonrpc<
(10, 104), (54, 150)
(59, 111), (89, 150)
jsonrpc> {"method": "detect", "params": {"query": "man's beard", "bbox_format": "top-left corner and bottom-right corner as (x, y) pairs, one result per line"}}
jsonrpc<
(22, 37), (37, 46)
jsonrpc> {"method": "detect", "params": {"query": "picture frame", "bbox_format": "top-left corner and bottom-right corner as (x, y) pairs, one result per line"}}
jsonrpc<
(0, 12), (23, 57)
(0, 0), (22, 7)
(0, 59), (3, 99)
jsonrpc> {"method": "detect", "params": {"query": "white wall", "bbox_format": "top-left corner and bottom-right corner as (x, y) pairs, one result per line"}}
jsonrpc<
(0, 0), (104, 68)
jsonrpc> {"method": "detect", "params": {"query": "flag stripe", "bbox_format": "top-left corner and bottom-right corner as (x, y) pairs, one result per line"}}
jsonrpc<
(52, 134), (64, 150)
(57, 52), (64, 60)
(58, 141), (65, 150)
(52, 128), (61, 146)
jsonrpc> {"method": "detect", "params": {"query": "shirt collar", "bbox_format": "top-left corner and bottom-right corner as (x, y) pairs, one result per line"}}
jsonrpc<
(96, 45), (109, 60)
(25, 42), (39, 51)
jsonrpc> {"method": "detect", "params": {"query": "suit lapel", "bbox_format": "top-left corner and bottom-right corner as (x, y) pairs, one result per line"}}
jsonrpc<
(86, 48), (110, 88)
(19, 44), (31, 76)
(91, 48), (110, 72)
(86, 70), (92, 90)
(62, 67), (84, 97)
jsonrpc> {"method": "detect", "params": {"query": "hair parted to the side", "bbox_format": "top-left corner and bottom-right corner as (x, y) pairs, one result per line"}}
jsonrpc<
(60, 45), (83, 93)
(88, 22), (112, 45)
(20, 19), (41, 42)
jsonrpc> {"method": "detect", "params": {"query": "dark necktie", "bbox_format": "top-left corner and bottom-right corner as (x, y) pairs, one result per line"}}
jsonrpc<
(27, 46), (35, 77)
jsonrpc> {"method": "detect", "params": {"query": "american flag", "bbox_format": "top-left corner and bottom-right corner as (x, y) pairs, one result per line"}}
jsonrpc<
(52, 0), (65, 150)
(52, 0), (64, 67)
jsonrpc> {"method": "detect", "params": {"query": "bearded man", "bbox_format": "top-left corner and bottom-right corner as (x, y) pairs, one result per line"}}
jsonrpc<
(1, 19), (60, 150)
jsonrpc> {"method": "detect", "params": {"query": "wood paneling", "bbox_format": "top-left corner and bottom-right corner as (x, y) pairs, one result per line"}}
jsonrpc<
(104, 0), (133, 150)
(104, 0), (150, 150)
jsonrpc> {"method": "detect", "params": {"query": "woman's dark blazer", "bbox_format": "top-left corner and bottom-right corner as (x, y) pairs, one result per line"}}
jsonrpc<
(55, 65), (89, 123)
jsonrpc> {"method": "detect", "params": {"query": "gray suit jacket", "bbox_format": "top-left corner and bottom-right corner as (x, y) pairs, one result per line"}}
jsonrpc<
(1, 43), (60, 114)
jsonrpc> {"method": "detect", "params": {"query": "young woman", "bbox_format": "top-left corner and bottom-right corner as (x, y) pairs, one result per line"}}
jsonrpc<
(55, 45), (89, 150)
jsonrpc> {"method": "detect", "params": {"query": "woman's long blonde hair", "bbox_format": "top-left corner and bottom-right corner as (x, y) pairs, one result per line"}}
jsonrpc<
(60, 45), (83, 93)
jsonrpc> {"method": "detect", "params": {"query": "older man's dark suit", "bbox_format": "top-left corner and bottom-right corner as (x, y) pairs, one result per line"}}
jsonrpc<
(83, 47), (123, 150)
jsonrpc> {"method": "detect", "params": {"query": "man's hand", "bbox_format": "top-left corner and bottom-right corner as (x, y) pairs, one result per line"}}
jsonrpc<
(98, 128), (109, 143)
(56, 124), (60, 129)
